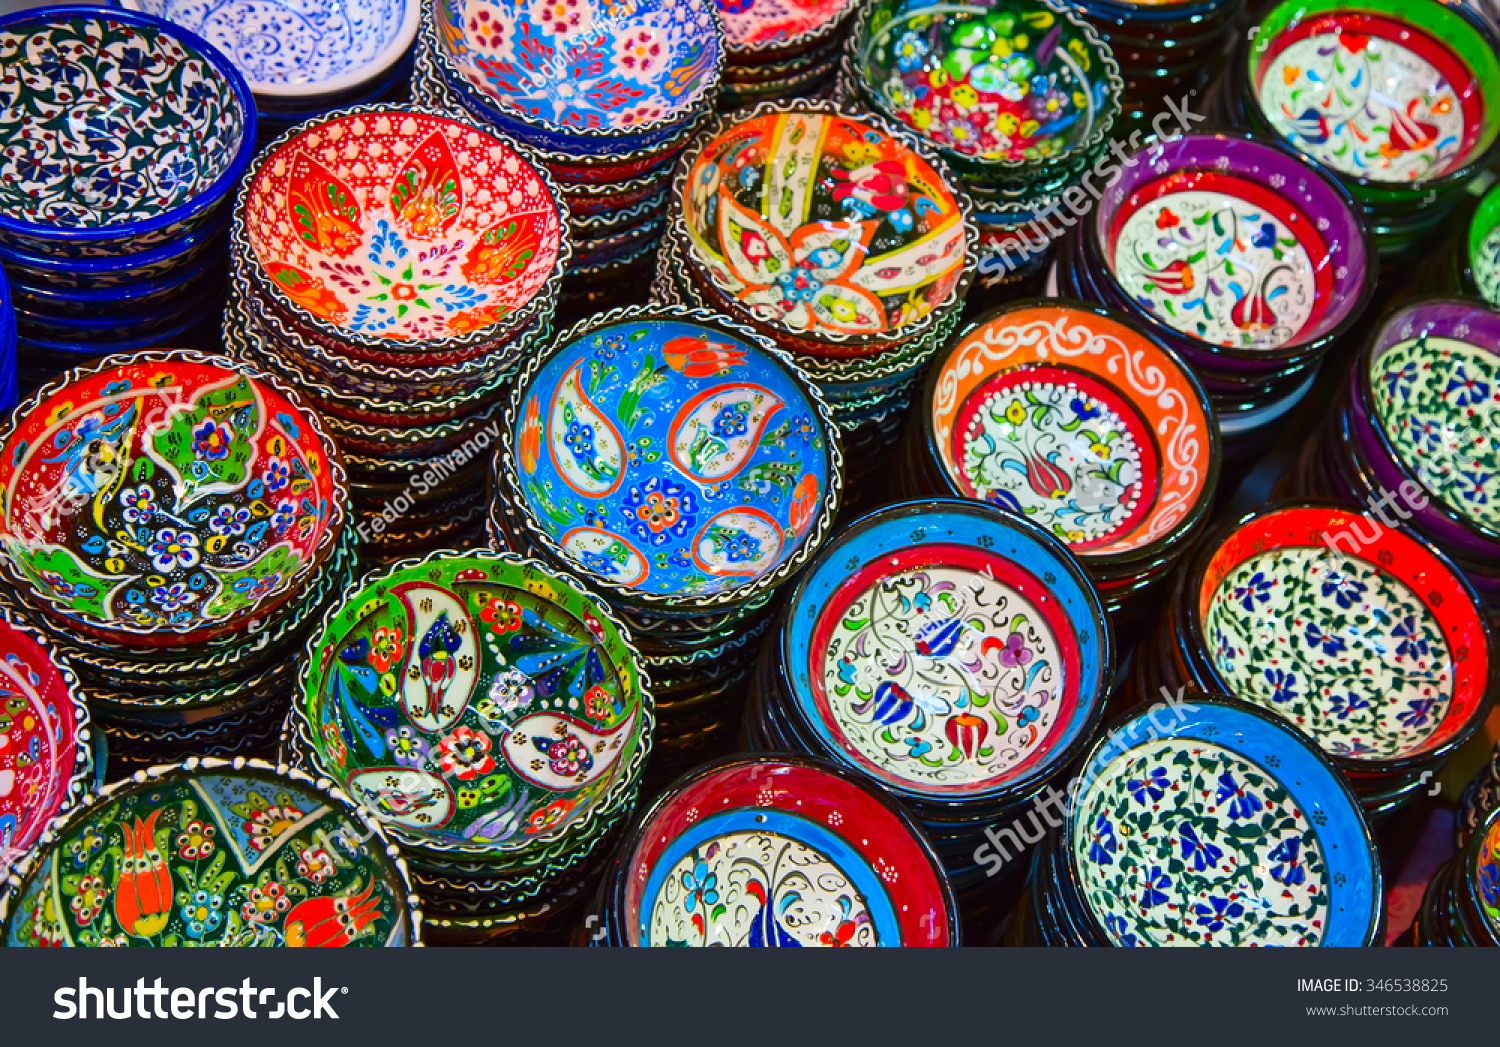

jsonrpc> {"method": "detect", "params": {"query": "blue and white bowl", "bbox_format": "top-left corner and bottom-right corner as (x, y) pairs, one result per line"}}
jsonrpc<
(0, 208), (229, 290)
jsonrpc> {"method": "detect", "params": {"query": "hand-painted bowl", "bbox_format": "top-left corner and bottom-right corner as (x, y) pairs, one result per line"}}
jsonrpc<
(0, 351), (348, 646)
(233, 105), (568, 355)
(921, 299), (1219, 566)
(778, 500), (1112, 807)
(9, 254), (219, 320)
(610, 754), (958, 946)
(0, 7), (256, 259)
(1086, 133), (1375, 368)
(1247, 0), (1500, 196)
(1065, 695), (1383, 946)
(1463, 803), (1500, 942)
(719, 0), (857, 57)
(1462, 181), (1500, 306)
(0, 211), (229, 291)
(1182, 502), (1495, 773)
(500, 305), (843, 608)
(0, 757), (421, 946)
(292, 550), (654, 863)
(672, 100), (976, 357)
(117, 0), (419, 99)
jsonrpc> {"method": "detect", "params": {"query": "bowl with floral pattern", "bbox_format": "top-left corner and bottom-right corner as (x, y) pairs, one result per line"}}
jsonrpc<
(1084, 133), (1375, 372)
(1460, 803), (1500, 943)
(499, 304), (843, 611)
(0, 210), (229, 291)
(0, 7), (256, 260)
(116, 0), (420, 100)
(672, 100), (976, 358)
(1065, 694), (1383, 946)
(292, 550), (654, 865)
(846, 0), (1122, 187)
(0, 350), (348, 647)
(233, 104), (568, 356)
(608, 754), (957, 946)
(1180, 502), (1496, 775)
(719, 0), (858, 59)
(777, 499), (1112, 809)
(0, 757), (421, 946)
(920, 299), (1220, 569)
(1461, 181), (1500, 307)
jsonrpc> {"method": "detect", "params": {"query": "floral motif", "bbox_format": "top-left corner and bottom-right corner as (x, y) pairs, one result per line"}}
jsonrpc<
(244, 805), (306, 851)
(437, 726), (497, 780)
(175, 820), (216, 861)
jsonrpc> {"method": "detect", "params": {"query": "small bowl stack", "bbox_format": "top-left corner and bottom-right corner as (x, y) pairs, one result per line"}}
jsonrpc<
(1413, 803), (1500, 946)
(1018, 695), (1384, 946)
(1423, 180), (1500, 306)
(1227, 0), (1500, 266)
(1056, 132), (1376, 459)
(412, 0), (725, 291)
(284, 551), (653, 943)
(0, 351), (355, 770)
(114, 0), (420, 147)
(0, 7), (257, 392)
(1134, 501), (1497, 820)
(745, 500), (1114, 892)
(0, 267), (14, 414)
(896, 300), (1220, 637)
(490, 305), (843, 781)
(716, 0), (857, 109)
(227, 104), (569, 562)
(840, 0), (1122, 287)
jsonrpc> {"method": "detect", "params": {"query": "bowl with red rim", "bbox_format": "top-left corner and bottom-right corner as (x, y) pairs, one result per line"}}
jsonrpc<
(1082, 132), (1375, 377)
(232, 104), (569, 356)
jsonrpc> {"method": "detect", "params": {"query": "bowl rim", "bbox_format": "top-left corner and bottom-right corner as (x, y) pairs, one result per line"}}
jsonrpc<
(1462, 180), (1500, 304)
(721, 0), (860, 58)
(0, 208), (229, 277)
(0, 6), (258, 246)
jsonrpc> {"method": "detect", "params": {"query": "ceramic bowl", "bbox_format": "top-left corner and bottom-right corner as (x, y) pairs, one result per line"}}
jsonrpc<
(1065, 694), (1383, 946)
(0, 7), (256, 259)
(1462, 803), (1500, 942)
(0, 350), (348, 646)
(1462, 181), (1500, 306)
(608, 754), (958, 946)
(233, 104), (568, 355)
(0, 267), (14, 414)
(0, 211), (229, 291)
(920, 298), (1220, 567)
(671, 99), (976, 357)
(498, 304), (844, 610)
(0, 757), (421, 946)
(8, 253), (220, 321)
(720, 0), (857, 58)
(116, 0), (419, 100)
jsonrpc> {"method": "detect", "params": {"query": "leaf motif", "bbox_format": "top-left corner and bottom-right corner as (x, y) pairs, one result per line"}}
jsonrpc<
(461, 218), (540, 287)
(286, 153), (363, 257)
(389, 131), (463, 241)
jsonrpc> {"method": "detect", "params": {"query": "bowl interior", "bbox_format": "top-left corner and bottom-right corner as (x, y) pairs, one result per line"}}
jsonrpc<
(720, 0), (855, 51)
(1467, 182), (1500, 306)
(296, 555), (649, 851)
(1249, 0), (1500, 184)
(1194, 505), (1490, 762)
(513, 317), (834, 600)
(0, 12), (249, 233)
(1094, 135), (1369, 351)
(0, 354), (342, 638)
(1469, 810), (1500, 937)
(927, 302), (1213, 558)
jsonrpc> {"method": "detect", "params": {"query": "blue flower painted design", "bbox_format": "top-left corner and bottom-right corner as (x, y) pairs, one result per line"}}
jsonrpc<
(1088, 814), (1118, 866)
(1128, 766), (1170, 805)
(1215, 772), (1264, 820)
(1232, 571), (1274, 612)
(1193, 895), (1245, 933)
(1264, 668), (1297, 704)
(1179, 824), (1222, 872)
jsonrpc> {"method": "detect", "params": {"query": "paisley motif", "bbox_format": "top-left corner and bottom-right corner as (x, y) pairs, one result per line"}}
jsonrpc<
(391, 583), (481, 734)
(692, 508), (784, 576)
(499, 708), (640, 791)
(547, 367), (625, 497)
(347, 767), (455, 831)
(559, 527), (651, 587)
(668, 385), (785, 483)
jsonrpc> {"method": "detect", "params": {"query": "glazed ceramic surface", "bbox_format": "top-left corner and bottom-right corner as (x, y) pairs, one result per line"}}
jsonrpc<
(1069, 699), (1381, 947)
(296, 553), (651, 853)
(1196, 506), (1490, 761)
(0, 11), (250, 238)
(679, 107), (970, 343)
(1469, 184), (1500, 306)
(927, 302), (1214, 557)
(2, 763), (414, 946)
(0, 353), (344, 639)
(433, 0), (722, 134)
(621, 758), (954, 946)
(1475, 812), (1499, 934)
(719, 0), (854, 49)
(783, 501), (1108, 798)
(239, 107), (563, 345)
(513, 317), (833, 598)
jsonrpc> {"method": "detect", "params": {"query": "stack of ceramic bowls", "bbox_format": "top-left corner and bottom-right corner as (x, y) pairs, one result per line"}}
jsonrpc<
(1017, 694), (1384, 946)
(412, 0), (725, 291)
(1134, 501), (1496, 819)
(227, 104), (568, 562)
(114, 0), (419, 147)
(0, 351), (356, 770)
(1055, 132), (1376, 459)
(1457, 740), (1500, 847)
(1413, 802), (1500, 945)
(1224, 0), (1500, 265)
(897, 299), (1220, 637)
(0, 757), (422, 947)
(1420, 180), (1500, 305)
(745, 500), (1113, 891)
(0, 7), (256, 393)
(1283, 298), (1500, 617)
(659, 100), (977, 490)
(0, 267), (14, 414)
(716, 0), (856, 109)
(0, 612), (94, 881)
(840, 0), (1123, 286)
(490, 305), (843, 781)
(589, 754), (960, 946)
(283, 550), (653, 944)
